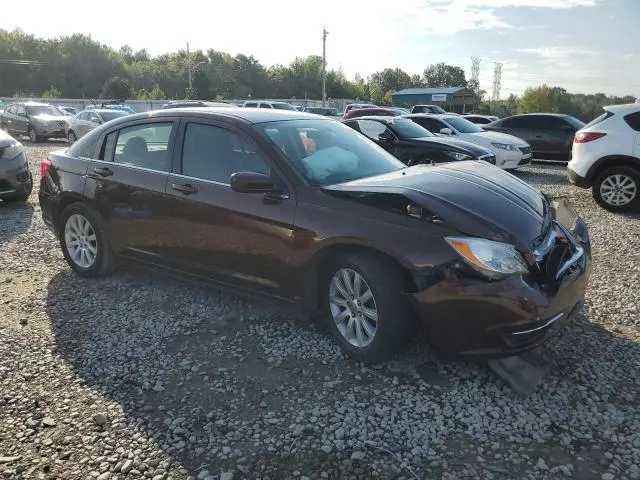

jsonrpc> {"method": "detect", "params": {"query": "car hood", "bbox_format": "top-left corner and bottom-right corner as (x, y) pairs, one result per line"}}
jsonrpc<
(406, 136), (492, 156)
(470, 131), (528, 145)
(323, 161), (548, 248)
(0, 129), (18, 147)
(33, 114), (68, 122)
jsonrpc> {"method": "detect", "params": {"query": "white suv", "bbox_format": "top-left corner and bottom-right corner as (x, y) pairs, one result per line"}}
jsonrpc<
(568, 104), (640, 212)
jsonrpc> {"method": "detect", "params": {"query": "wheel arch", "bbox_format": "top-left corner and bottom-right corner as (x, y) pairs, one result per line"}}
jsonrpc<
(301, 242), (419, 315)
(55, 193), (86, 231)
(586, 155), (640, 184)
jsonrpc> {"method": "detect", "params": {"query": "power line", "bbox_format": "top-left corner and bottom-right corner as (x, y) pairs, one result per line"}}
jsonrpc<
(492, 62), (503, 102)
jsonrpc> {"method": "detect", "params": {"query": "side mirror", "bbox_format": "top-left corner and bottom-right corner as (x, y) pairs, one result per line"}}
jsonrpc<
(377, 131), (393, 142)
(440, 127), (453, 136)
(230, 171), (276, 193)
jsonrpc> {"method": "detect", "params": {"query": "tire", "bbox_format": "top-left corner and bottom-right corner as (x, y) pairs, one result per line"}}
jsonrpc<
(67, 130), (77, 144)
(28, 126), (41, 143)
(323, 252), (413, 362)
(592, 166), (640, 213)
(59, 203), (116, 277)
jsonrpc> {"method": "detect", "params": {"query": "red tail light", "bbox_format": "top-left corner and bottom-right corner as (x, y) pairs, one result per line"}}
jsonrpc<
(574, 132), (606, 143)
(40, 158), (52, 178)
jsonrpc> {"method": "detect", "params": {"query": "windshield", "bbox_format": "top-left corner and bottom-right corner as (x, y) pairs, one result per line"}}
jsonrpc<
(389, 118), (434, 138)
(99, 111), (128, 122)
(27, 105), (62, 116)
(565, 116), (586, 129)
(443, 117), (484, 133)
(256, 119), (405, 186)
(272, 103), (298, 111)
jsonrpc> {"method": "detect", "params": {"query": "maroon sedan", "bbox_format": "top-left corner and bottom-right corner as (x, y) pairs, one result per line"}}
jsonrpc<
(39, 109), (590, 361)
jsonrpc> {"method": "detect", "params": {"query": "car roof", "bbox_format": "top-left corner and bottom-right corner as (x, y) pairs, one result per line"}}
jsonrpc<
(501, 113), (571, 119)
(603, 103), (640, 114)
(404, 113), (456, 120)
(21, 102), (52, 107)
(124, 107), (322, 124)
(344, 115), (397, 123)
(89, 109), (128, 114)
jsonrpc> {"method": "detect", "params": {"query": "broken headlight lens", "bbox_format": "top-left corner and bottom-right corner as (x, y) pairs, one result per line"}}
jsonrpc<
(445, 237), (529, 279)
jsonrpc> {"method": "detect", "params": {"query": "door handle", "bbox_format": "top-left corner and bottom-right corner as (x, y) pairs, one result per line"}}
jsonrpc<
(93, 167), (113, 177)
(171, 183), (198, 195)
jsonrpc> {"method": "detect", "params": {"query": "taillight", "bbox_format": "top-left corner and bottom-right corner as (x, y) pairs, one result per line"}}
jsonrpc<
(574, 132), (607, 143)
(40, 158), (52, 177)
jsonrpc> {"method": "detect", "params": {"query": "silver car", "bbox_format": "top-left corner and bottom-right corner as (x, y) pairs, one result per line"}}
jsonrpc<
(66, 109), (130, 143)
(0, 130), (32, 202)
(0, 102), (68, 142)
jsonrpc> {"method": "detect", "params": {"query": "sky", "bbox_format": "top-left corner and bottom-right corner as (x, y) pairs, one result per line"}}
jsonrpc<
(1, 0), (639, 97)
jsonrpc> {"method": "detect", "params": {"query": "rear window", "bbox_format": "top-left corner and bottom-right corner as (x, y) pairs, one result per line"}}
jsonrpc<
(624, 111), (640, 131)
(584, 111), (614, 129)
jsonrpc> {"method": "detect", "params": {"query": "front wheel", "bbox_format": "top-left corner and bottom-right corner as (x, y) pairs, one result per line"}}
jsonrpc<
(592, 166), (639, 213)
(28, 126), (40, 143)
(324, 252), (413, 361)
(59, 203), (116, 277)
(67, 130), (77, 144)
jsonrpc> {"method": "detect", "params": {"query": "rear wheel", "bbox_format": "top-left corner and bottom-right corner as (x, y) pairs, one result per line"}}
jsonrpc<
(324, 252), (413, 361)
(592, 166), (640, 212)
(59, 203), (115, 277)
(67, 130), (77, 144)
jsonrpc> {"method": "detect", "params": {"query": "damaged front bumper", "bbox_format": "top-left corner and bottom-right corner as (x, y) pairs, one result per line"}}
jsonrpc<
(409, 198), (591, 358)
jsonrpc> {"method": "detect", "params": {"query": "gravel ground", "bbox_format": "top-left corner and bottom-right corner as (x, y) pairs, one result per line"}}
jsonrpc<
(1, 144), (639, 480)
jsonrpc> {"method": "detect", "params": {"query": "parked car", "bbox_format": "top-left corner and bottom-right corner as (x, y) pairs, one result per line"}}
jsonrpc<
(0, 102), (68, 142)
(342, 107), (407, 120)
(303, 107), (342, 117)
(405, 114), (532, 170)
(162, 100), (237, 109)
(66, 109), (130, 143)
(85, 101), (136, 115)
(464, 114), (499, 124)
(344, 103), (377, 114)
(568, 104), (640, 212)
(0, 129), (32, 202)
(39, 108), (590, 361)
(243, 100), (297, 110)
(58, 106), (79, 117)
(343, 116), (496, 166)
(483, 113), (585, 160)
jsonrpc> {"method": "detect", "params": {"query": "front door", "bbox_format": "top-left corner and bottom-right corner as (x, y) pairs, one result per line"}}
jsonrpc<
(163, 120), (297, 296)
(14, 105), (29, 136)
(84, 120), (177, 257)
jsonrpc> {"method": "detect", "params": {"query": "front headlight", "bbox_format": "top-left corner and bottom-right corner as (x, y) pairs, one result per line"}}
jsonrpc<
(491, 142), (518, 151)
(445, 237), (529, 279)
(0, 141), (24, 160)
(445, 151), (473, 161)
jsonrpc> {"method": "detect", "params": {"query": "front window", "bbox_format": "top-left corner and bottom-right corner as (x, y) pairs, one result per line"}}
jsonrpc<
(99, 111), (128, 122)
(389, 118), (434, 138)
(26, 105), (62, 116)
(272, 103), (298, 111)
(256, 119), (405, 186)
(443, 117), (484, 133)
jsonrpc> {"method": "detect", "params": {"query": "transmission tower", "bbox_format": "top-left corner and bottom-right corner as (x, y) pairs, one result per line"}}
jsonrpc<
(492, 62), (503, 102)
(470, 57), (480, 86)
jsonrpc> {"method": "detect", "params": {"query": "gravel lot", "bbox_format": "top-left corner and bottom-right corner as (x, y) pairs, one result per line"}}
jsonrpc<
(1, 143), (639, 480)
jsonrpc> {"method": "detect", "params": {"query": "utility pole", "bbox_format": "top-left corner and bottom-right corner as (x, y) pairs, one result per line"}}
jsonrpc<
(492, 62), (502, 102)
(322, 27), (328, 107)
(186, 42), (192, 90)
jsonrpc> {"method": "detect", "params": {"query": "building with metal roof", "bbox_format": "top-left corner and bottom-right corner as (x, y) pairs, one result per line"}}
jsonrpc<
(391, 87), (476, 113)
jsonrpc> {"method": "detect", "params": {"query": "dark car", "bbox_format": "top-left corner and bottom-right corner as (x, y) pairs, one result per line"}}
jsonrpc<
(343, 116), (496, 166)
(39, 108), (590, 361)
(464, 114), (499, 124)
(0, 102), (68, 142)
(483, 113), (585, 160)
(0, 129), (32, 202)
(342, 108), (407, 120)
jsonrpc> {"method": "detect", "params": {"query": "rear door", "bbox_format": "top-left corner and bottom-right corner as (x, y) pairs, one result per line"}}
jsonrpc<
(533, 116), (576, 156)
(496, 116), (536, 147)
(84, 119), (178, 257)
(163, 119), (297, 295)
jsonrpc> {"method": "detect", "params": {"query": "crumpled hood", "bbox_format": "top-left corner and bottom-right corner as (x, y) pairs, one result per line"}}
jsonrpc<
(472, 130), (528, 146)
(323, 161), (548, 248)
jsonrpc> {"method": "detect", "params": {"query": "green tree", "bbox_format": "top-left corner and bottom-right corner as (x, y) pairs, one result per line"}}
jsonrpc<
(423, 63), (467, 87)
(42, 86), (62, 98)
(137, 84), (165, 100)
(101, 76), (133, 99)
(517, 84), (560, 113)
(369, 68), (414, 97)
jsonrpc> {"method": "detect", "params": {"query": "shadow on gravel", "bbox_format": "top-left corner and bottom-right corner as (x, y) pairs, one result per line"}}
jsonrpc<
(45, 268), (640, 479)
(0, 201), (34, 246)
(511, 165), (569, 185)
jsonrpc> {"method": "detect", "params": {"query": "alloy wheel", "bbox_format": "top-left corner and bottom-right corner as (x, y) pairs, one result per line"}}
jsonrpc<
(329, 268), (378, 348)
(68, 131), (77, 144)
(64, 214), (98, 268)
(600, 174), (637, 207)
(29, 128), (37, 143)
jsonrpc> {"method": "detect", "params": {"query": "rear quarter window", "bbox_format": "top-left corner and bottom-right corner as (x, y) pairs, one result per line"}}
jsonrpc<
(68, 128), (101, 159)
(624, 111), (640, 131)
